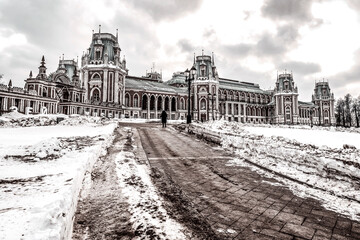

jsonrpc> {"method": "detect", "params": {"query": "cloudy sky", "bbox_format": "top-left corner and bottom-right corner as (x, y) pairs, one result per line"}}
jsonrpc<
(1, 0), (360, 99)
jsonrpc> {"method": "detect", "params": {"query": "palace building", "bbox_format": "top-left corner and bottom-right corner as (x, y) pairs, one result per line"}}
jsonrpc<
(0, 29), (335, 126)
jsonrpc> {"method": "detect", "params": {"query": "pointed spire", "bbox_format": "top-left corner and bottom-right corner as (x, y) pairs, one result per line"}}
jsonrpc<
(99, 24), (101, 34)
(92, 29), (94, 38)
(62, 53), (64, 60)
(29, 71), (32, 78)
(202, 49), (204, 56)
(40, 55), (46, 67)
(8, 79), (12, 88)
(193, 52), (195, 65)
(212, 52), (215, 65)
(116, 28), (118, 40)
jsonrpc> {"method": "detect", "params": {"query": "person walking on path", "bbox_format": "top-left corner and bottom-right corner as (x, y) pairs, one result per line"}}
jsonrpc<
(160, 110), (167, 128)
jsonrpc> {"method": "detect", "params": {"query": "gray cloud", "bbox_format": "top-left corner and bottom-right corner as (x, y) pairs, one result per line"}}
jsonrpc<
(0, 0), (163, 85)
(277, 61), (321, 75)
(346, 0), (360, 12)
(177, 39), (194, 52)
(261, 0), (314, 23)
(309, 48), (360, 97)
(124, 0), (204, 22)
(221, 23), (299, 60)
(221, 43), (252, 57)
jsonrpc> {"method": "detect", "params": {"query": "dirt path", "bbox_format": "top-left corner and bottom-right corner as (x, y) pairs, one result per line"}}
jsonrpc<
(131, 123), (360, 240)
(72, 127), (135, 240)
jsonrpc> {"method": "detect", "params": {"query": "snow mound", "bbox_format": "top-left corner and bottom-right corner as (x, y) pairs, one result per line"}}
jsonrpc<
(0, 114), (64, 128)
(58, 115), (117, 126)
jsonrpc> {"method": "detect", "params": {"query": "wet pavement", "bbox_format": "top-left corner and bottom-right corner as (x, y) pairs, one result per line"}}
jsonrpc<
(131, 123), (360, 240)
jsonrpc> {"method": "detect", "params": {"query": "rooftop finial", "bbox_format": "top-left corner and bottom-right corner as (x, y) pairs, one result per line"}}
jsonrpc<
(193, 52), (195, 65)
(92, 29), (94, 38)
(116, 28), (118, 40)
(212, 52), (215, 65)
(29, 70), (33, 78)
(62, 54), (64, 60)
(99, 24), (101, 34)
(202, 49), (204, 56)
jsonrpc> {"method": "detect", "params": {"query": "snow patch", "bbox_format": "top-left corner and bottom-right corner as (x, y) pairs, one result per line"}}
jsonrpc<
(114, 131), (187, 239)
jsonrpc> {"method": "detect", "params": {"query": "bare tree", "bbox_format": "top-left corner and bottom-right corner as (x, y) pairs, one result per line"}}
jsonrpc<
(335, 98), (344, 126)
(352, 95), (360, 128)
(344, 94), (352, 127)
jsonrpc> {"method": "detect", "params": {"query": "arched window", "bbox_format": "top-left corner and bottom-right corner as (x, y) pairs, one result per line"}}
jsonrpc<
(91, 72), (101, 81)
(157, 96), (163, 110)
(125, 94), (130, 107)
(96, 50), (101, 60)
(200, 99), (206, 110)
(133, 94), (139, 108)
(142, 95), (148, 110)
(150, 95), (155, 110)
(285, 107), (291, 121)
(324, 110), (329, 118)
(171, 98), (176, 111)
(92, 89), (100, 102)
(180, 98), (185, 110)
(164, 97), (170, 111)
(42, 87), (47, 97)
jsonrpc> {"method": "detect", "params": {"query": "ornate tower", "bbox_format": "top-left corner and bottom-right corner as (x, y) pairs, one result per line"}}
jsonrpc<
(191, 51), (219, 121)
(81, 26), (127, 113)
(273, 71), (299, 124)
(36, 56), (47, 80)
(312, 80), (335, 126)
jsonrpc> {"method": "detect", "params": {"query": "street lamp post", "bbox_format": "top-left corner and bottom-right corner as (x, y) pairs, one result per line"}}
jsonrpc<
(185, 66), (196, 124)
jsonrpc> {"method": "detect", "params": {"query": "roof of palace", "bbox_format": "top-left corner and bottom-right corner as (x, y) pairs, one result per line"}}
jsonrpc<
(219, 78), (271, 95)
(299, 101), (316, 107)
(126, 76), (187, 94)
(126, 74), (271, 95)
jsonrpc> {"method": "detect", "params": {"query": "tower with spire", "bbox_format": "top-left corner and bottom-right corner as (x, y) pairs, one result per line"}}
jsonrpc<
(191, 50), (219, 121)
(36, 56), (47, 80)
(312, 79), (335, 125)
(80, 26), (127, 112)
(272, 70), (299, 124)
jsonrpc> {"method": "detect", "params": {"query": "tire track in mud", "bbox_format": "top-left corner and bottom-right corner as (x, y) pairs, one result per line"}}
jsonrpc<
(136, 127), (222, 240)
(72, 127), (135, 240)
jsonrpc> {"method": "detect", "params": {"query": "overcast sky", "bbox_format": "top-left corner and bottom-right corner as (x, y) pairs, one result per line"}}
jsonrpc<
(1, 0), (360, 100)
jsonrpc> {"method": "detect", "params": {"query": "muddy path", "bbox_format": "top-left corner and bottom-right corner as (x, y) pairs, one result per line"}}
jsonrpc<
(131, 123), (360, 240)
(72, 127), (135, 240)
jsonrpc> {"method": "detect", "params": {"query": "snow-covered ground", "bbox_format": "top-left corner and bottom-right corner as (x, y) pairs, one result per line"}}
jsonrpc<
(114, 127), (189, 239)
(0, 118), (117, 240)
(244, 126), (360, 149)
(197, 120), (360, 221)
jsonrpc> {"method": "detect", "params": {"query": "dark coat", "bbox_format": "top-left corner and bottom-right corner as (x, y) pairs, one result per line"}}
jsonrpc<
(160, 111), (167, 123)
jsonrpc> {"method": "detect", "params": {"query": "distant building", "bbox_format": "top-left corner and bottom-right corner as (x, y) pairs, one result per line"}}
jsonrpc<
(0, 28), (335, 126)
